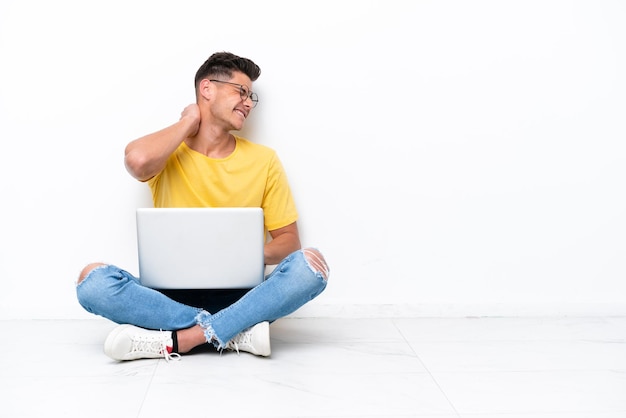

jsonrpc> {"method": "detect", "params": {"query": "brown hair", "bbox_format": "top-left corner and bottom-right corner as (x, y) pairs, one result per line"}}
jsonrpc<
(194, 51), (261, 90)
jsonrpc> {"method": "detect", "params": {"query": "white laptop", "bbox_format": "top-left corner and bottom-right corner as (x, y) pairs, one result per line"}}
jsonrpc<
(136, 207), (265, 289)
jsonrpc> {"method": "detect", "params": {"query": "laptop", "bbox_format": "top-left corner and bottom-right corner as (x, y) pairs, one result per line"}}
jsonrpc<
(136, 207), (265, 289)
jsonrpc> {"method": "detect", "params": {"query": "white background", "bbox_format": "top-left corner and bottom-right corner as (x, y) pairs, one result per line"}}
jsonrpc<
(0, 0), (624, 319)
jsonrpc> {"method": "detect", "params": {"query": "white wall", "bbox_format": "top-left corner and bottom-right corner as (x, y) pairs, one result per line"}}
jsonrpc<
(1, 0), (624, 319)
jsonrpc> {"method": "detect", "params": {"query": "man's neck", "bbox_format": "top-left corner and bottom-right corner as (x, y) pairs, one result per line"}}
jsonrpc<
(185, 127), (236, 158)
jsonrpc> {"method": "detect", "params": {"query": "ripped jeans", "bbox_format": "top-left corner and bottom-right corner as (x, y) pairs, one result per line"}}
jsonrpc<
(76, 248), (328, 349)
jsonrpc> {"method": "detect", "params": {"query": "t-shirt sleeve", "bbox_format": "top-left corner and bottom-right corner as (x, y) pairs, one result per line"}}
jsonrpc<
(262, 153), (298, 231)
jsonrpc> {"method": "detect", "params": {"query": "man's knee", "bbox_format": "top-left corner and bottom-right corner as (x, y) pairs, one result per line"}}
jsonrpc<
(77, 262), (106, 285)
(302, 248), (329, 281)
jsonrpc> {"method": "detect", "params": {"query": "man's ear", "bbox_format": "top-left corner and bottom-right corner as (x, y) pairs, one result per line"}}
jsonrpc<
(198, 79), (213, 101)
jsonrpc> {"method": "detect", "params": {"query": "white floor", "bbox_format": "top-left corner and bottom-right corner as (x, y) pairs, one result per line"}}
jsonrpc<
(2, 316), (625, 417)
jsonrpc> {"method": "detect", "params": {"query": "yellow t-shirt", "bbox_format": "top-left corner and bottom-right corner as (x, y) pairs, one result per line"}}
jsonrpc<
(147, 136), (298, 232)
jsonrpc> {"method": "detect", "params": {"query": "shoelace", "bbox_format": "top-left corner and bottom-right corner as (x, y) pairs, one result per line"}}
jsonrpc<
(163, 346), (181, 363)
(129, 332), (181, 362)
(227, 329), (253, 355)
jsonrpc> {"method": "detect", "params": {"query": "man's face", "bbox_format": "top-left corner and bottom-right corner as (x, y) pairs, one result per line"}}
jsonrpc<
(209, 72), (256, 131)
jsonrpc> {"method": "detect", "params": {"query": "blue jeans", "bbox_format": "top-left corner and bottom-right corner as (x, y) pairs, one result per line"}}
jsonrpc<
(76, 249), (328, 349)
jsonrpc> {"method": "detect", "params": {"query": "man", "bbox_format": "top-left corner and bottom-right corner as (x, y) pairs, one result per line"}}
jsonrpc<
(76, 52), (329, 361)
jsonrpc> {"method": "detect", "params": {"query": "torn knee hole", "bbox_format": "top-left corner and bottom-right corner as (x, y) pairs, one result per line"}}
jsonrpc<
(77, 262), (106, 284)
(302, 248), (329, 280)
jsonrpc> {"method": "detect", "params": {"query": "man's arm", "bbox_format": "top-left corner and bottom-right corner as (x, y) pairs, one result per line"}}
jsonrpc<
(265, 222), (301, 265)
(125, 104), (200, 181)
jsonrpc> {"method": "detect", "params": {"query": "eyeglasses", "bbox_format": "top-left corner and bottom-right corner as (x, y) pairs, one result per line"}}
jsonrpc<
(209, 79), (259, 108)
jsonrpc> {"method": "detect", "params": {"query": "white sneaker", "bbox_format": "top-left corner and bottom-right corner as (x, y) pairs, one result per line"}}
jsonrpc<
(226, 321), (271, 357)
(104, 324), (181, 362)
